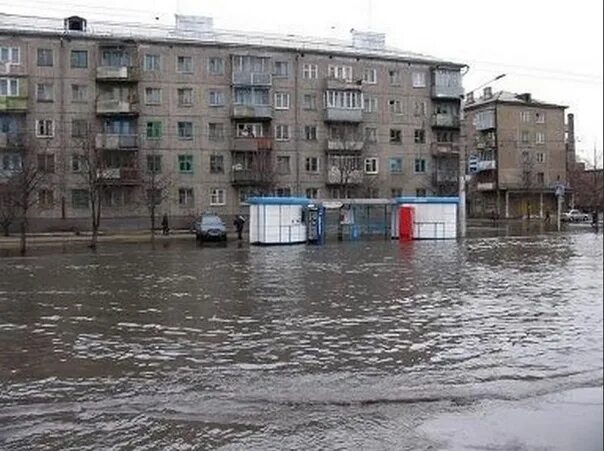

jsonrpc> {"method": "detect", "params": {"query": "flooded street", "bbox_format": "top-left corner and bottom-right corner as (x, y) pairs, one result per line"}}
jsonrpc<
(0, 231), (602, 450)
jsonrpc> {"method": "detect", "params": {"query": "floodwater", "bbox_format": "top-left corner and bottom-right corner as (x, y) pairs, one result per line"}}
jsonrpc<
(0, 230), (602, 450)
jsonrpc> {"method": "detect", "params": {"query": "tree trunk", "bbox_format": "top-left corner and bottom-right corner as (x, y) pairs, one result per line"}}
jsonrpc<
(150, 206), (156, 245)
(19, 217), (27, 256)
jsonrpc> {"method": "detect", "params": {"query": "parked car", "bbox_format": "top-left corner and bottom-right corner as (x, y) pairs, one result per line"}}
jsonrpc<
(192, 214), (227, 242)
(561, 209), (591, 222)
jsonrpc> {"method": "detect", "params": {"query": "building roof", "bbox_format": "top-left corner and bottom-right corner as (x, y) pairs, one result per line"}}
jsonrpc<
(0, 12), (465, 67)
(465, 90), (567, 110)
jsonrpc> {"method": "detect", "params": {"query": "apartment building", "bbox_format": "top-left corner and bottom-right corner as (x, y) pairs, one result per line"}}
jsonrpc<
(0, 14), (464, 231)
(464, 89), (567, 219)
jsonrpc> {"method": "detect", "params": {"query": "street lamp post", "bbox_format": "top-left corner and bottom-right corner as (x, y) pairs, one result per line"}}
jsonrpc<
(459, 73), (506, 238)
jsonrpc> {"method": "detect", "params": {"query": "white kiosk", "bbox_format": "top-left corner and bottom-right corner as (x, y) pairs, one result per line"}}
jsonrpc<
(391, 197), (459, 240)
(247, 197), (310, 244)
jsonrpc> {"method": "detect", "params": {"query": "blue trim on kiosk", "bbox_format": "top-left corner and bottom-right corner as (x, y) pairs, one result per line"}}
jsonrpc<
(246, 197), (312, 206)
(393, 196), (460, 205)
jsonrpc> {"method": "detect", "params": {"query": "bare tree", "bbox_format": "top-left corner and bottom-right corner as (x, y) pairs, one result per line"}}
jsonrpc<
(0, 181), (17, 236)
(326, 125), (368, 198)
(140, 142), (172, 244)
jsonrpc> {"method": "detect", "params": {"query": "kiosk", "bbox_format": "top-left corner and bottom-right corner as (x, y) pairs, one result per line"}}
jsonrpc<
(391, 197), (459, 240)
(247, 197), (310, 244)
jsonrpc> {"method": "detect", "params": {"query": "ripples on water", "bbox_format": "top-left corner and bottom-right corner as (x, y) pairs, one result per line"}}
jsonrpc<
(0, 232), (602, 449)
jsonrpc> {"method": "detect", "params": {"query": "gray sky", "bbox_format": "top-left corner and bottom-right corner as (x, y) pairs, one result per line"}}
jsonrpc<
(4, 0), (603, 165)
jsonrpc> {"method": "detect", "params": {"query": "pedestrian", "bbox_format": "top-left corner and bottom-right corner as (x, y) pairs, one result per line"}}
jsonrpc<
(233, 215), (245, 240)
(544, 210), (551, 223)
(161, 213), (169, 235)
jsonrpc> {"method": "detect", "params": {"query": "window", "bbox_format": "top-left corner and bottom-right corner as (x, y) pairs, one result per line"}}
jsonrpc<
(178, 188), (194, 207)
(303, 94), (317, 110)
(208, 57), (224, 75)
(72, 189), (90, 209)
(275, 187), (292, 197)
(390, 129), (402, 143)
(363, 68), (377, 84)
(70, 50), (88, 68)
(414, 100), (426, 116)
(236, 123), (265, 137)
(536, 172), (545, 185)
(177, 122), (193, 139)
(365, 127), (377, 143)
(389, 99), (403, 114)
(274, 92), (290, 110)
(364, 157), (378, 174)
(414, 129), (425, 144)
(325, 91), (363, 109)
(210, 155), (224, 174)
(389, 69), (401, 85)
(71, 119), (88, 138)
(37, 48), (53, 67)
(363, 96), (378, 113)
(37, 154), (55, 173)
(209, 123), (224, 141)
(210, 188), (226, 206)
(302, 63), (318, 79)
(306, 188), (319, 199)
(36, 120), (54, 138)
(412, 71), (426, 88)
(71, 154), (83, 172)
(178, 154), (193, 173)
(521, 130), (531, 143)
(144, 54), (160, 71)
(436, 131), (453, 142)
(536, 112), (545, 123)
(0, 46), (20, 63)
(209, 90), (225, 106)
(0, 78), (19, 96)
(305, 157), (320, 173)
(389, 157), (403, 173)
(36, 83), (54, 102)
(536, 132), (545, 144)
(304, 125), (317, 141)
(521, 111), (531, 122)
(147, 155), (162, 173)
(177, 88), (193, 107)
(71, 84), (88, 102)
(328, 65), (352, 81)
(177, 56), (193, 73)
(391, 188), (403, 197)
(416, 188), (426, 197)
(275, 125), (290, 141)
(274, 61), (289, 77)
(414, 158), (426, 173)
(146, 121), (162, 139)
(277, 156), (290, 175)
(2, 153), (21, 171)
(536, 152), (545, 163)
(145, 87), (161, 105)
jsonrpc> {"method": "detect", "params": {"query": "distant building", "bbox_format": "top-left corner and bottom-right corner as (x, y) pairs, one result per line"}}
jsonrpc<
(0, 13), (465, 232)
(464, 89), (567, 219)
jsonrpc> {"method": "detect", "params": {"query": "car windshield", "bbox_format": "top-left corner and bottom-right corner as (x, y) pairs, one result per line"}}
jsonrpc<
(201, 216), (223, 225)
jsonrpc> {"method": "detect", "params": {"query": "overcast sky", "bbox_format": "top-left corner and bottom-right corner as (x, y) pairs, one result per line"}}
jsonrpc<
(3, 0), (603, 164)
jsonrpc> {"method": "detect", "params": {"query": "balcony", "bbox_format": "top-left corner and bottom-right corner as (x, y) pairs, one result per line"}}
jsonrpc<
(0, 132), (24, 149)
(433, 170), (458, 185)
(324, 108), (363, 123)
(476, 182), (497, 191)
(231, 168), (272, 186)
(431, 142), (460, 156)
(232, 72), (272, 86)
(95, 134), (138, 150)
(231, 105), (273, 120)
(476, 160), (497, 172)
(96, 66), (139, 82)
(326, 167), (363, 185)
(0, 84), (28, 112)
(99, 167), (140, 184)
(96, 99), (139, 115)
(232, 137), (273, 152)
(0, 64), (27, 77)
(325, 78), (363, 91)
(431, 114), (460, 128)
(431, 85), (464, 99)
(327, 140), (364, 153)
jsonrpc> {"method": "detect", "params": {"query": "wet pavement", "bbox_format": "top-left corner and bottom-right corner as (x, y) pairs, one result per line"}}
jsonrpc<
(0, 228), (602, 450)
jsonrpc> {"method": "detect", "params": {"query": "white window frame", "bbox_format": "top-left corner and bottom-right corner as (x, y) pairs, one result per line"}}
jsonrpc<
(143, 54), (161, 71)
(273, 61), (289, 77)
(210, 188), (226, 206)
(0, 47), (20, 64)
(389, 69), (401, 85)
(389, 99), (403, 114)
(536, 111), (545, 123)
(521, 111), (531, 122)
(208, 57), (224, 75)
(305, 188), (319, 199)
(414, 158), (427, 173)
(274, 92), (290, 110)
(364, 157), (379, 174)
(325, 90), (363, 109)
(236, 123), (264, 138)
(36, 119), (54, 138)
(303, 94), (317, 110)
(305, 156), (320, 173)
(363, 96), (378, 113)
(177, 87), (193, 107)
(412, 71), (426, 88)
(363, 68), (377, 84)
(209, 90), (225, 106)
(302, 63), (318, 79)
(328, 65), (353, 82)
(304, 125), (318, 141)
(536, 132), (545, 144)
(365, 127), (378, 143)
(0, 78), (19, 96)
(176, 55), (193, 73)
(536, 152), (545, 163)
(275, 124), (290, 141)
(144, 87), (162, 105)
(178, 187), (194, 207)
(36, 82), (54, 102)
(177, 122), (193, 140)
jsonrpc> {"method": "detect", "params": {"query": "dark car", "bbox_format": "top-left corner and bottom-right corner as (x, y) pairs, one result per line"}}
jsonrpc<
(193, 214), (227, 242)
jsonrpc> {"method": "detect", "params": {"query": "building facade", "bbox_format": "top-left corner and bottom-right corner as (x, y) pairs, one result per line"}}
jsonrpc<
(0, 14), (464, 231)
(464, 89), (567, 219)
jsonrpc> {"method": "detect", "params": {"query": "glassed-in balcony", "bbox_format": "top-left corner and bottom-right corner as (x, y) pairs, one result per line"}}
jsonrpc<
(431, 114), (460, 128)
(232, 72), (272, 86)
(95, 133), (138, 150)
